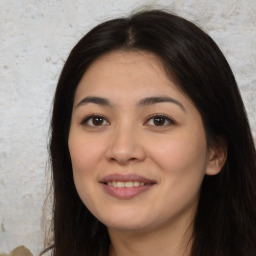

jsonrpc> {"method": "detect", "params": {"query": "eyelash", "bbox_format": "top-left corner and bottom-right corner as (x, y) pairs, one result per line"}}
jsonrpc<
(80, 114), (110, 127)
(145, 114), (175, 127)
(80, 114), (175, 127)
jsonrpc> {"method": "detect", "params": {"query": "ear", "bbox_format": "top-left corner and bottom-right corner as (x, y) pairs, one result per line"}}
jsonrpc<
(205, 139), (227, 176)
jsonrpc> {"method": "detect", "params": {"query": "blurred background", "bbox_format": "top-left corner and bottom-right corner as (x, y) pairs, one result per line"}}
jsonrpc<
(0, 0), (255, 255)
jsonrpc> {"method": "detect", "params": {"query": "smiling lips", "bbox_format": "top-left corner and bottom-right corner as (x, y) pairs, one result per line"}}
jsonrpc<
(100, 174), (156, 199)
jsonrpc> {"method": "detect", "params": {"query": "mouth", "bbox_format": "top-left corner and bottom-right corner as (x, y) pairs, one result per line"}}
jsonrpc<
(100, 174), (156, 199)
(105, 181), (153, 188)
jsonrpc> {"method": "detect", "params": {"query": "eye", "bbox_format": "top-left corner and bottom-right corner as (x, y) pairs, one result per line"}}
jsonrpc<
(81, 114), (110, 127)
(145, 114), (174, 127)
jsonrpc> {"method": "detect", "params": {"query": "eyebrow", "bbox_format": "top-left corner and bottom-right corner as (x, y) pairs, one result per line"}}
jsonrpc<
(76, 96), (185, 112)
(76, 96), (112, 108)
(138, 96), (186, 112)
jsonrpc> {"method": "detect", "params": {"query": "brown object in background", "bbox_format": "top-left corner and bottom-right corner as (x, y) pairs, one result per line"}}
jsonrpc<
(0, 246), (33, 256)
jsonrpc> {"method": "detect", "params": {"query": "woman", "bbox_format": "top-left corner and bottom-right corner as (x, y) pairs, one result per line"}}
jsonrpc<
(41, 10), (256, 256)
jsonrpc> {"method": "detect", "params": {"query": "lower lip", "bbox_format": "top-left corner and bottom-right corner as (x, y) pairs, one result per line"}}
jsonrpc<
(101, 183), (154, 199)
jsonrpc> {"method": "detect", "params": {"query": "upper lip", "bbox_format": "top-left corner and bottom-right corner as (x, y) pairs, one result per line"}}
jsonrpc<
(100, 174), (156, 184)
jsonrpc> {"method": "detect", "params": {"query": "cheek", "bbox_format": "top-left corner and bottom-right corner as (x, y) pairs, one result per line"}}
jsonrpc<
(68, 135), (106, 175)
(149, 130), (208, 187)
(68, 137), (104, 211)
(156, 135), (206, 162)
(68, 134), (106, 200)
(148, 133), (208, 215)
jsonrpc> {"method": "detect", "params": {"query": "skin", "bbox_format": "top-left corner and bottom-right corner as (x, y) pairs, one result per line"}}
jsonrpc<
(68, 50), (226, 256)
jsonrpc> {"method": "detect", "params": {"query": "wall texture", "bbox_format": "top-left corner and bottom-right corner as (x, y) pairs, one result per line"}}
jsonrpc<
(0, 0), (255, 255)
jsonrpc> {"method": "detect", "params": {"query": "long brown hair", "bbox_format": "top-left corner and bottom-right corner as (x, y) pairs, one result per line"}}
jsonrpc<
(41, 10), (256, 256)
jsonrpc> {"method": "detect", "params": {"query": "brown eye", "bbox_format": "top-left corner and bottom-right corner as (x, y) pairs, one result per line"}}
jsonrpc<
(153, 117), (166, 126)
(82, 115), (109, 127)
(146, 115), (174, 127)
(92, 116), (104, 126)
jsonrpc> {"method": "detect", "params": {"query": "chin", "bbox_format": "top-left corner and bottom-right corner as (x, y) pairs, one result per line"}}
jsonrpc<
(98, 212), (151, 232)
(106, 222), (150, 233)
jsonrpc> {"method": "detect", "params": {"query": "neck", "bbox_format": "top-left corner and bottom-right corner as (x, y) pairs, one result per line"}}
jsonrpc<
(108, 218), (193, 256)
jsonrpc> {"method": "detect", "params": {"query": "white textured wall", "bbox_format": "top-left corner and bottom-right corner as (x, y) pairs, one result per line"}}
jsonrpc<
(0, 0), (255, 255)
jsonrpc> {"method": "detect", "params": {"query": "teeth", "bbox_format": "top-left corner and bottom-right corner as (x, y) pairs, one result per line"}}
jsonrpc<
(134, 181), (140, 187)
(107, 181), (145, 188)
(117, 181), (124, 188)
(125, 181), (133, 188)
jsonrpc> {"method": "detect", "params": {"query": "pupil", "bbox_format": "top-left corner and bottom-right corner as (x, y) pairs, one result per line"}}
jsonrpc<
(93, 117), (103, 126)
(154, 117), (165, 126)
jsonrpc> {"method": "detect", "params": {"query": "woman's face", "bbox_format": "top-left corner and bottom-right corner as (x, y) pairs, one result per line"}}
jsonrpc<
(68, 50), (221, 233)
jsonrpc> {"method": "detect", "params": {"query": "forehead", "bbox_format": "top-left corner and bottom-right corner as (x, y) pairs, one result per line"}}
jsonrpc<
(86, 50), (167, 82)
(74, 50), (182, 98)
(88, 50), (164, 71)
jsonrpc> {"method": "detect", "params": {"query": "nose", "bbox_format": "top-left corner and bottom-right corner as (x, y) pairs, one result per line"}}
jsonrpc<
(106, 125), (146, 165)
